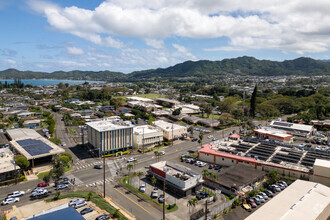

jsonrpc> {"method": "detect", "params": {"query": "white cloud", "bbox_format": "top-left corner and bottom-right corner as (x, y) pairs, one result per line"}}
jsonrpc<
(28, 0), (330, 54)
(172, 44), (196, 60)
(3, 59), (16, 65)
(145, 39), (164, 49)
(67, 46), (84, 55)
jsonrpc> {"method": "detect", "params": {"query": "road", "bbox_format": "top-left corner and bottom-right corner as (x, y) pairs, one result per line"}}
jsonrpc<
(0, 126), (237, 219)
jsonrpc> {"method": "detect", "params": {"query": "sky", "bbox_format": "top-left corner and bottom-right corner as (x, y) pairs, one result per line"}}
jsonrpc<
(0, 0), (330, 73)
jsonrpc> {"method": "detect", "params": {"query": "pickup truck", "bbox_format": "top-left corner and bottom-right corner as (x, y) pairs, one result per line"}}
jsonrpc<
(242, 200), (252, 212)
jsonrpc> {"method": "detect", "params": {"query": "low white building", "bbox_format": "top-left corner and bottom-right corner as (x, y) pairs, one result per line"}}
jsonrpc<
(270, 121), (314, 137)
(148, 161), (203, 197)
(254, 127), (294, 143)
(312, 159), (330, 187)
(133, 125), (163, 149)
(153, 120), (187, 141)
(23, 119), (41, 127)
(174, 104), (200, 114)
(0, 148), (18, 182)
(126, 96), (154, 103)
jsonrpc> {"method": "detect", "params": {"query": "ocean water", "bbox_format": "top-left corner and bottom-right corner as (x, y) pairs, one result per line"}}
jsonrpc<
(0, 79), (105, 86)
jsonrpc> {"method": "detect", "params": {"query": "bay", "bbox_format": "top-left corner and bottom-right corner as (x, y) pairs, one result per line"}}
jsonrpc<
(0, 79), (105, 86)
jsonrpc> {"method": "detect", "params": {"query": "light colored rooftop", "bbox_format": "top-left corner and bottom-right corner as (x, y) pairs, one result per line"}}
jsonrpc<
(86, 119), (133, 132)
(156, 98), (181, 104)
(126, 96), (154, 102)
(23, 119), (41, 124)
(254, 127), (293, 139)
(153, 120), (187, 131)
(0, 147), (17, 174)
(314, 159), (330, 168)
(7, 128), (41, 140)
(270, 121), (313, 132)
(134, 125), (162, 135)
(245, 180), (330, 220)
(151, 161), (200, 181)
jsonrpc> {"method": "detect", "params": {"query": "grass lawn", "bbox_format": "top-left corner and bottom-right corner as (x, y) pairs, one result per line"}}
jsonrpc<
(115, 93), (165, 100)
(46, 191), (127, 220)
(194, 114), (221, 119)
(37, 164), (72, 179)
(121, 176), (178, 213)
(67, 127), (77, 135)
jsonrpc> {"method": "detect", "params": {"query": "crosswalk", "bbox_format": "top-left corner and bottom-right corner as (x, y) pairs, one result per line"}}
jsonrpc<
(85, 177), (114, 187)
(75, 160), (103, 170)
(75, 158), (126, 171)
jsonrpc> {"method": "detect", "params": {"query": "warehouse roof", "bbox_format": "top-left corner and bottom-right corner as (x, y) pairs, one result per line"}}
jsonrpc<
(245, 180), (330, 220)
(270, 121), (313, 133)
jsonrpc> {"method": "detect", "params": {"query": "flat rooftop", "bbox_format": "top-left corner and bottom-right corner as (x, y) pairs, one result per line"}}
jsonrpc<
(245, 180), (330, 220)
(0, 147), (16, 174)
(29, 206), (84, 220)
(314, 159), (330, 168)
(126, 96), (154, 102)
(86, 119), (133, 132)
(254, 127), (293, 139)
(8, 129), (65, 160)
(270, 121), (313, 132)
(153, 120), (186, 131)
(156, 98), (181, 104)
(215, 164), (265, 188)
(134, 125), (162, 135)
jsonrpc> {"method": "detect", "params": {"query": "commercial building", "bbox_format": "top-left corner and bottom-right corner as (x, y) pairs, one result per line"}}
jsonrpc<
(269, 121), (314, 137)
(245, 180), (330, 220)
(155, 98), (181, 107)
(311, 159), (330, 187)
(0, 147), (19, 182)
(23, 119), (41, 128)
(127, 101), (162, 112)
(7, 129), (65, 168)
(148, 161), (203, 197)
(86, 118), (134, 155)
(126, 96), (154, 103)
(153, 120), (187, 141)
(254, 127), (294, 143)
(133, 125), (163, 149)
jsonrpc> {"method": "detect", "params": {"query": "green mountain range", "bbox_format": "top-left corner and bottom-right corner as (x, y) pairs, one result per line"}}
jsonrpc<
(1, 56), (329, 82)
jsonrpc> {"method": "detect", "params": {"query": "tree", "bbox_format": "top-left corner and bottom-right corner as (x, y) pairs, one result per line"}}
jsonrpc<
(111, 98), (125, 109)
(87, 192), (93, 201)
(43, 173), (51, 183)
(55, 191), (61, 200)
(202, 169), (210, 179)
(199, 132), (204, 145)
(151, 176), (157, 187)
(127, 164), (133, 176)
(187, 198), (198, 213)
(51, 165), (65, 181)
(250, 85), (257, 117)
(148, 115), (155, 125)
(172, 108), (182, 116)
(15, 155), (30, 170)
(133, 159), (138, 171)
(137, 171), (144, 186)
(154, 151), (162, 162)
(58, 155), (70, 166)
(188, 126), (194, 137)
(61, 153), (72, 161)
(267, 171), (280, 184)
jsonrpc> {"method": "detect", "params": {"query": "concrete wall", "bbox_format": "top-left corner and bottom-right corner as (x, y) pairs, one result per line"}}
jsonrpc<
(133, 131), (163, 149)
(311, 164), (330, 186)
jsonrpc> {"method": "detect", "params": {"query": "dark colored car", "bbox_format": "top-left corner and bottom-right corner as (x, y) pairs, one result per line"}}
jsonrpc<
(200, 192), (209, 198)
(311, 140), (316, 144)
(208, 164), (214, 169)
(305, 140), (310, 143)
(80, 207), (94, 215)
(214, 165), (222, 170)
(192, 138), (198, 142)
(56, 177), (69, 184)
(247, 198), (257, 208)
(94, 164), (103, 169)
(196, 193), (204, 200)
(265, 190), (274, 197)
(158, 194), (164, 203)
(95, 214), (110, 220)
(38, 182), (49, 187)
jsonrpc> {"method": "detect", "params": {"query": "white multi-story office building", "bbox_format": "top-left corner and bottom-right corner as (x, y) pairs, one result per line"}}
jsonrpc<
(133, 125), (163, 149)
(153, 120), (187, 141)
(86, 119), (134, 155)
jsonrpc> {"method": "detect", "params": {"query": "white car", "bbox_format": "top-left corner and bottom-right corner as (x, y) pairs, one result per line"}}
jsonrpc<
(62, 142), (66, 147)
(139, 183), (146, 193)
(160, 151), (166, 155)
(1, 197), (19, 205)
(69, 198), (84, 206)
(7, 191), (25, 198)
(127, 157), (136, 163)
(199, 162), (207, 167)
(74, 200), (87, 208)
(195, 161), (201, 166)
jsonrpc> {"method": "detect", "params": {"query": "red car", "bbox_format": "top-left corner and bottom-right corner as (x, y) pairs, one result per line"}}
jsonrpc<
(38, 182), (50, 187)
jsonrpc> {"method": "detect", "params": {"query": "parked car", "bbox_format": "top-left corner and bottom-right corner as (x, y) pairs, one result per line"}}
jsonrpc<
(247, 198), (257, 208)
(160, 151), (166, 155)
(56, 177), (69, 184)
(95, 214), (110, 220)
(7, 191), (25, 198)
(190, 159), (197, 164)
(252, 197), (260, 205)
(192, 138), (198, 142)
(265, 190), (274, 198)
(62, 142), (66, 147)
(208, 164), (214, 169)
(214, 165), (222, 170)
(74, 201), (87, 208)
(195, 161), (201, 166)
(57, 184), (69, 190)
(139, 183), (146, 193)
(200, 192), (209, 198)
(278, 180), (288, 187)
(37, 182), (50, 187)
(278, 183), (286, 190)
(256, 195), (265, 203)
(127, 157), (136, 163)
(80, 207), (94, 215)
(199, 162), (207, 167)
(185, 158), (192, 163)
(94, 164), (103, 169)
(259, 192), (268, 200)
(151, 190), (158, 198)
(158, 194), (164, 203)
(1, 197), (19, 206)
(272, 184), (281, 192)
(69, 198), (84, 206)
(196, 193), (205, 200)
(212, 138), (217, 141)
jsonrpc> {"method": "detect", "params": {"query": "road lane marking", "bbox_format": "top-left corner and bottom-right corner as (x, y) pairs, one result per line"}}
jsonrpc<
(114, 188), (151, 215)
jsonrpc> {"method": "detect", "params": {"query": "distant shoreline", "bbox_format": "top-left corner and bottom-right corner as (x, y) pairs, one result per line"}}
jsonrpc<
(0, 79), (105, 86)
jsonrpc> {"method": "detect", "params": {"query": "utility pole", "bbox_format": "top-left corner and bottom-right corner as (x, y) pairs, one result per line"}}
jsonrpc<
(171, 124), (174, 147)
(205, 200), (208, 220)
(81, 125), (84, 145)
(142, 127), (145, 154)
(103, 155), (106, 198)
(163, 179), (166, 220)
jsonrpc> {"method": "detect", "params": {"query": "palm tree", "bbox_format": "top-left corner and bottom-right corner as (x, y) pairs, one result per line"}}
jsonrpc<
(87, 192), (93, 201)
(202, 169), (210, 179)
(133, 159), (138, 172)
(137, 171), (144, 186)
(191, 198), (198, 213)
(199, 132), (204, 145)
(151, 176), (157, 187)
(127, 164), (133, 176)
(154, 151), (159, 162)
(187, 199), (193, 213)
(154, 151), (162, 162)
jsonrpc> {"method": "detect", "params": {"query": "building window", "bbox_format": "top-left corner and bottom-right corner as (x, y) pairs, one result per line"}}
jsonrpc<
(222, 158), (224, 161)
(232, 160), (234, 163)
